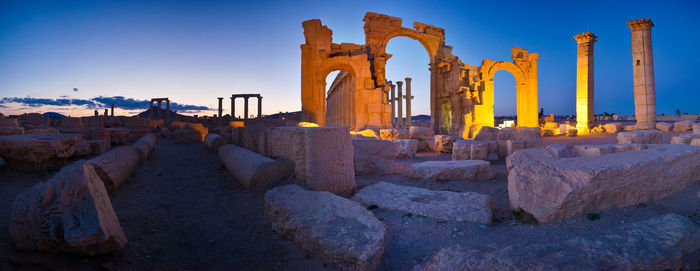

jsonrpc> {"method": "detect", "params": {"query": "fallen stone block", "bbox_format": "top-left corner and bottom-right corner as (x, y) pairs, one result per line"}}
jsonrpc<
(452, 140), (488, 160)
(265, 184), (385, 271)
(514, 128), (541, 141)
(218, 144), (291, 191)
(24, 128), (59, 134)
(10, 160), (127, 255)
(0, 134), (80, 171)
(541, 129), (555, 137)
(132, 134), (156, 162)
(591, 125), (605, 133)
(656, 122), (673, 132)
(411, 160), (492, 181)
(410, 126), (434, 151)
(108, 128), (129, 146)
(506, 140), (526, 156)
(543, 122), (558, 129)
(394, 139), (417, 159)
(352, 182), (492, 224)
(205, 133), (226, 153)
(673, 120), (693, 132)
(506, 144), (572, 171)
(508, 144), (700, 222)
(617, 130), (664, 144)
(125, 118), (152, 142)
(692, 138), (700, 147)
(434, 135), (459, 153)
(623, 125), (635, 131)
(87, 139), (110, 155)
(353, 139), (400, 175)
(87, 146), (140, 191)
(0, 126), (25, 135)
(671, 134), (698, 145)
(604, 122), (623, 133)
(567, 128), (578, 137)
(73, 137), (92, 158)
(379, 128), (409, 141)
(694, 128), (700, 134)
(413, 214), (700, 271)
(266, 127), (356, 195)
(573, 144), (648, 157)
(473, 126), (499, 141)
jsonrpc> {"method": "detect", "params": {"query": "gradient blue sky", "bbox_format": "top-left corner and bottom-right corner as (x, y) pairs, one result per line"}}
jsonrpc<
(1, 0), (698, 117)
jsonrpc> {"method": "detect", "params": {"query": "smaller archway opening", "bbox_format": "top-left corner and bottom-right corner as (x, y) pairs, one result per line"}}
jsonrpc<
(325, 69), (355, 128)
(493, 70), (517, 127)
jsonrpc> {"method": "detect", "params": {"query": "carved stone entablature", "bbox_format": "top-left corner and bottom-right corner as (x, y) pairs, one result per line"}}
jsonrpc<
(413, 22), (445, 38)
(627, 18), (654, 31)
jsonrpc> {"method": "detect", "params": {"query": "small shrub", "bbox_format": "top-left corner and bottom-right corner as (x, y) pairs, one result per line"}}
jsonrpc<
(586, 213), (601, 221)
(512, 208), (538, 225)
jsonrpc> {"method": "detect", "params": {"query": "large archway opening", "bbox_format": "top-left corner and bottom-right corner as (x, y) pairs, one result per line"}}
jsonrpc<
(384, 36), (431, 128)
(325, 69), (355, 128)
(493, 70), (518, 127)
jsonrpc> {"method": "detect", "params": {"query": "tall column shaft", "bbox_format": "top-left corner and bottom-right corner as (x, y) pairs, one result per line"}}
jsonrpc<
(404, 77), (413, 127)
(574, 32), (597, 132)
(628, 18), (656, 130)
(165, 100), (170, 124)
(389, 82), (396, 128)
(110, 104), (114, 116)
(244, 97), (249, 120)
(397, 81), (403, 128)
(157, 101), (162, 120)
(217, 97), (223, 118)
(257, 96), (262, 118)
(149, 101), (154, 119)
(231, 97), (235, 119)
(94, 110), (98, 117)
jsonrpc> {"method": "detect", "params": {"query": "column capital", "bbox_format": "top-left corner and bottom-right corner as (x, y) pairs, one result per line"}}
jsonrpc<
(574, 31), (597, 44)
(627, 18), (654, 31)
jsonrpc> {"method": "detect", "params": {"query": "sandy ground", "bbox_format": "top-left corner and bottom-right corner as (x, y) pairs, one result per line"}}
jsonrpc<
(1, 131), (699, 270)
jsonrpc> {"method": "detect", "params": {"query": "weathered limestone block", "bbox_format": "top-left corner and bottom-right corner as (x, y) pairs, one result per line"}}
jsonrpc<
(205, 133), (226, 153)
(58, 117), (84, 134)
(87, 139), (110, 155)
(506, 144), (572, 171)
(604, 122), (623, 133)
(452, 140), (488, 161)
(411, 160), (492, 181)
(567, 128), (578, 137)
(671, 134), (699, 145)
(591, 124), (605, 133)
(394, 139), (417, 159)
(623, 125), (635, 131)
(656, 122), (673, 132)
(10, 161), (127, 255)
(409, 126), (434, 151)
(132, 134), (156, 162)
(108, 128), (129, 146)
(573, 144), (648, 157)
(87, 146), (140, 191)
(541, 129), (555, 137)
(266, 127), (356, 195)
(673, 120), (693, 132)
(433, 135), (459, 153)
(218, 144), (291, 191)
(506, 140), (526, 156)
(472, 126), (499, 141)
(352, 139), (400, 175)
(0, 116), (19, 127)
(508, 144), (700, 222)
(264, 184), (385, 271)
(174, 123), (207, 144)
(617, 130), (664, 144)
(379, 128), (408, 141)
(233, 126), (271, 153)
(0, 127), (24, 135)
(413, 214), (700, 271)
(24, 128), (59, 134)
(352, 182), (492, 224)
(543, 122), (558, 129)
(514, 127), (541, 141)
(73, 137), (92, 158)
(125, 118), (152, 142)
(0, 134), (80, 171)
(694, 128), (700, 134)
(692, 138), (700, 146)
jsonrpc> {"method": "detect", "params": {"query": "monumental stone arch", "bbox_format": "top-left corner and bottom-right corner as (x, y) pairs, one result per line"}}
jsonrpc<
(301, 12), (540, 137)
(473, 47), (540, 130)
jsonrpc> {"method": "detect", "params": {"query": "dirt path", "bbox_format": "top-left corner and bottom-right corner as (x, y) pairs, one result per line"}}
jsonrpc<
(1, 139), (333, 271)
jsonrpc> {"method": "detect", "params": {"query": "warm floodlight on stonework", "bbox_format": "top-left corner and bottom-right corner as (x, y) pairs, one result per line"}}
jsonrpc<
(574, 32), (597, 134)
(297, 122), (319, 127)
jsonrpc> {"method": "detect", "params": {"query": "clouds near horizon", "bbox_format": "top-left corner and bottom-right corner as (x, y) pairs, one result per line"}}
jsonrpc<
(0, 96), (210, 112)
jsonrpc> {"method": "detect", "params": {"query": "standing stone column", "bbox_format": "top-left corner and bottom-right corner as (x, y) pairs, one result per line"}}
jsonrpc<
(404, 77), (413, 127)
(574, 32), (597, 133)
(217, 97), (223, 118)
(149, 101), (154, 119)
(257, 96), (262, 118)
(165, 100), (170, 124)
(104, 109), (108, 117)
(389, 81), (396, 128)
(231, 97), (235, 119)
(110, 104), (114, 117)
(244, 97), (249, 120)
(94, 110), (98, 117)
(157, 101), (162, 120)
(397, 81), (403, 128)
(627, 18), (656, 130)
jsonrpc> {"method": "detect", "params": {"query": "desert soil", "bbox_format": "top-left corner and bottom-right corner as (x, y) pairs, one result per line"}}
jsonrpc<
(1, 131), (699, 270)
